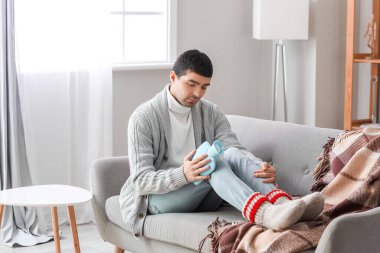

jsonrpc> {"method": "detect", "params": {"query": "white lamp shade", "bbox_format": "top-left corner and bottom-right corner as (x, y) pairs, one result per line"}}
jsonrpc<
(253, 0), (309, 40)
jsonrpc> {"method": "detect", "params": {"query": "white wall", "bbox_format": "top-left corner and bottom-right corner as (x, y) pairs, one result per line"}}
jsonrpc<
(113, 0), (348, 156)
(113, 70), (169, 156)
(314, 0), (347, 128)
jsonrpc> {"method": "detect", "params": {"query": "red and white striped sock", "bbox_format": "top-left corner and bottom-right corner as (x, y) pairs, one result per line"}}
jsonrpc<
(299, 192), (325, 221)
(266, 189), (292, 205)
(242, 193), (268, 223)
(243, 192), (305, 230)
(267, 189), (325, 221)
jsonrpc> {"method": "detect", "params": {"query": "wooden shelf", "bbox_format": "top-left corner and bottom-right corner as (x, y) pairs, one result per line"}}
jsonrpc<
(352, 119), (376, 130)
(354, 58), (380, 64)
(352, 124), (363, 130)
(344, 0), (380, 130)
(353, 53), (380, 63)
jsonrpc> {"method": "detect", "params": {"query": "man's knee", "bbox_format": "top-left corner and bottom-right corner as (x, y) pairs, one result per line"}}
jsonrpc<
(223, 147), (246, 166)
(210, 159), (233, 181)
(223, 147), (240, 157)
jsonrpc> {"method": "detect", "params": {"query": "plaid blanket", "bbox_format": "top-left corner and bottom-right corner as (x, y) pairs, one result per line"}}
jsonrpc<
(199, 127), (380, 253)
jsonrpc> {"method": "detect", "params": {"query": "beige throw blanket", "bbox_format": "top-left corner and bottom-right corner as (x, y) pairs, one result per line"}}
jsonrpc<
(200, 127), (380, 253)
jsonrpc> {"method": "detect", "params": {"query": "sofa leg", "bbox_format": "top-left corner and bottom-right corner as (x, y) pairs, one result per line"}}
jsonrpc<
(114, 247), (125, 253)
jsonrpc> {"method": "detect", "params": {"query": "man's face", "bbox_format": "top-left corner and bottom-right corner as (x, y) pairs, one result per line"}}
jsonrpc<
(169, 70), (211, 107)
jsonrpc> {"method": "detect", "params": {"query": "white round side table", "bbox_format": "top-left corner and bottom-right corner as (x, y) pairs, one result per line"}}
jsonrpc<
(0, 184), (93, 253)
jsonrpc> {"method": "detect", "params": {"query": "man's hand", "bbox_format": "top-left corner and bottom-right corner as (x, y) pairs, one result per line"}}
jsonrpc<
(183, 150), (211, 183)
(254, 162), (277, 184)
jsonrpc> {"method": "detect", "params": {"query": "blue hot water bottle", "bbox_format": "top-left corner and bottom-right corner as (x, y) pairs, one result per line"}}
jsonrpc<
(192, 140), (224, 185)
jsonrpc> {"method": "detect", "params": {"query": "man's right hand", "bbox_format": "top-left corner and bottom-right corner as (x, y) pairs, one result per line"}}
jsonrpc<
(183, 150), (212, 183)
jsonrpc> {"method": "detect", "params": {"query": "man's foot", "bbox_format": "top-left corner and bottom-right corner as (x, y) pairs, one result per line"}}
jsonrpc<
(243, 193), (305, 230)
(268, 190), (325, 221)
(299, 192), (325, 221)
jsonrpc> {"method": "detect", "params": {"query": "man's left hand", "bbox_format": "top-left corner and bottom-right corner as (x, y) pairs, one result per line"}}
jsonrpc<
(254, 162), (276, 184)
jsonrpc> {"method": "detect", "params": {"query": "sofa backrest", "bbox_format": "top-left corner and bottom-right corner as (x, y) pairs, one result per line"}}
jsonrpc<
(91, 156), (130, 223)
(227, 115), (342, 196)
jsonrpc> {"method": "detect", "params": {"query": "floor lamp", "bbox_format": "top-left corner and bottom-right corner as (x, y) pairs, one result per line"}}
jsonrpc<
(253, 0), (309, 122)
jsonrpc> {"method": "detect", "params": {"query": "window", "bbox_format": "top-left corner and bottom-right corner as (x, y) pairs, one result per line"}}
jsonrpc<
(109, 0), (176, 65)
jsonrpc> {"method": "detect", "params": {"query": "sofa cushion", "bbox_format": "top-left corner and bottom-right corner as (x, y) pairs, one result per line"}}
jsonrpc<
(106, 195), (243, 251)
(106, 195), (127, 229)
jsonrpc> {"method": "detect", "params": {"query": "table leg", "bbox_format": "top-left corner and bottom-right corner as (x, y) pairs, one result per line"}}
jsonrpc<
(0, 205), (4, 226)
(115, 247), (125, 253)
(68, 205), (81, 253)
(51, 206), (61, 253)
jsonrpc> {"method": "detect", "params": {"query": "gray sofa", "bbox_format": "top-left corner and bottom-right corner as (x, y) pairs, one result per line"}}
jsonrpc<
(91, 115), (380, 253)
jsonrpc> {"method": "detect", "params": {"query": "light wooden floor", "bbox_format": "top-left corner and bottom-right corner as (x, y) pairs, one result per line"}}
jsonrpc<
(0, 222), (130, 253)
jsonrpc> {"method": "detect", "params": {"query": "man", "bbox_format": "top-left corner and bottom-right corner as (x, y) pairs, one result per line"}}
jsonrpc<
(120, 50), (324, 237)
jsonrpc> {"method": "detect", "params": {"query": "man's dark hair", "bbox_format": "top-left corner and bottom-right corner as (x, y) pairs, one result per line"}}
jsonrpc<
(172, 49), (213, 78)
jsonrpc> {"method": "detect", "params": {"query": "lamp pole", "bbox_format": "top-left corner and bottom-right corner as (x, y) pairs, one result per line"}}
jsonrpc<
(272, 39), (288, 122)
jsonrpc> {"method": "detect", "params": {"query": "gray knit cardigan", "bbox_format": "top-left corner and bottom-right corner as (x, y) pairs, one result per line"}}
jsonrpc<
(119, 86), (245, 236)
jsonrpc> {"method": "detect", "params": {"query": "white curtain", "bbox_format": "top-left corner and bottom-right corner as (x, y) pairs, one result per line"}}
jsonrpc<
(15, 0), (112, 227)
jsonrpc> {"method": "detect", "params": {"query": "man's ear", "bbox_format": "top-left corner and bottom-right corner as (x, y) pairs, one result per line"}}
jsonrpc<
(170, 71), (176, 83)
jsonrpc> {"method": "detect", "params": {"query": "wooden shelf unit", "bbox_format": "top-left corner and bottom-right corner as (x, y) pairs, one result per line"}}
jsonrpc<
(344, 0), (380, 130)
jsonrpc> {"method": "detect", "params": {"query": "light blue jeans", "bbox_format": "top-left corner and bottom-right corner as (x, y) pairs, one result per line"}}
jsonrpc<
(148, 148), (277, 214)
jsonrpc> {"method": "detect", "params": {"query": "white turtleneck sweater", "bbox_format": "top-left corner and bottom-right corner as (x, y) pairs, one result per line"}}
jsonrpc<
(166, 85), (196, 169)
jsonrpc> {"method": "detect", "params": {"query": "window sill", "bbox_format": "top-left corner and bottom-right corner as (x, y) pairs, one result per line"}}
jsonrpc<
(112, 62), (174, 71)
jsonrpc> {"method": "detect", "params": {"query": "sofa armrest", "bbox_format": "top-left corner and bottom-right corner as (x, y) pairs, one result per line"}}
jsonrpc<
(315, 206), (380, 253)
(90, 156), (130, 237)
